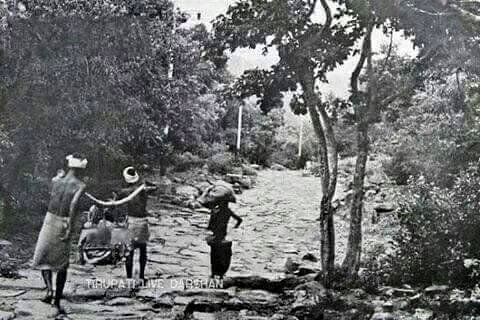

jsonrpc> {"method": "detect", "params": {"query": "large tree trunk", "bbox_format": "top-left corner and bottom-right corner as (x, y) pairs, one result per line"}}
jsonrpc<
(343, 20), (374, 276)
(301, 71), (337, 286)
(317, 105), (338, 278)
(343, 122), (369, 274)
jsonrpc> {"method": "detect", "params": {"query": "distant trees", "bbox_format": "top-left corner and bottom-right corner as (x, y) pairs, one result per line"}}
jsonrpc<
(221, 100), (285, 166)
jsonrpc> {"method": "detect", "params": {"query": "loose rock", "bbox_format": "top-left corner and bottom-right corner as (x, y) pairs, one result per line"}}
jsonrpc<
(0, 311), (14, 320)
(271, 164), (286, 171)
(242, 165), (258, 176)
(413, 308), (434, 320)
(15, 300), (58, 318)
(192, 311), (217, 320)
(175, 185), (200, 198)
(424, 285), (449, 294)
(374, 204), (395, 213)
(301, 253), (318, 263)
(290, 281), (328, 318)
(104, 297), (136, 306)
(0, 240), (12, 247)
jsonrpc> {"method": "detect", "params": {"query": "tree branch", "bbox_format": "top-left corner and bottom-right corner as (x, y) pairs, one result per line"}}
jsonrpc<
(405, 5), (453, 17)
(379, 27), (394, 75)
(350, 23), (373, 95)
(402, 0), (480, 23)
(317, 104), (338, 200)
(306, 0), (319, 18)
(319, 0), (332, 29)
(449, 3), (480, 22)
(417, 42), (444, 63)
(377, 87), (408, 108)
(301, 0), (332, 58)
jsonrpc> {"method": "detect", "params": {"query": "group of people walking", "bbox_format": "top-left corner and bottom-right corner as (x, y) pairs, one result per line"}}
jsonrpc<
(31, 154), (242, 314)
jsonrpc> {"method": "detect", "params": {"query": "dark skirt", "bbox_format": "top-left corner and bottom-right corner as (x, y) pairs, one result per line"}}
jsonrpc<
(208, 239), (232, 277)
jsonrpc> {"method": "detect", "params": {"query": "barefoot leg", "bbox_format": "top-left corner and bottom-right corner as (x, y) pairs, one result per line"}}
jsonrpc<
(125, 248), (134, 278)
(53, 267), (68, 312)
(139, 243), (147, 282)
(41, 270), (53, 303)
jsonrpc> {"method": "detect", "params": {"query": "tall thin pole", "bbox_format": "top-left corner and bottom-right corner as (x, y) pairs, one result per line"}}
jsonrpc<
(298, 118), (303, 157)
(168, 9), (175, 80)
(236, 104), (243, 153)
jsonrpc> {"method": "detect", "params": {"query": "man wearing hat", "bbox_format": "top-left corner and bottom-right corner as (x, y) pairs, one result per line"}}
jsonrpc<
(32, 154), (88, 313)
(118, 166), (157, 282)
(88, 166), (157, 282)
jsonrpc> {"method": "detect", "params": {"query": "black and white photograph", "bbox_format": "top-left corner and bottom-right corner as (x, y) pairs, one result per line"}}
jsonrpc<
(0, 0), (479, 319)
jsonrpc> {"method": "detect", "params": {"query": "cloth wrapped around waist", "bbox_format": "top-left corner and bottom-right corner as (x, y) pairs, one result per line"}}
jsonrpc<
(128, 216), (150, 244)
(32, 212), (71, 271)
(206, 234), (232, 246)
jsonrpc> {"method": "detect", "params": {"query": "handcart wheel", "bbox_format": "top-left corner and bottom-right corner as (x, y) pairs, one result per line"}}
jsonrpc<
(82, 249), (112, 265)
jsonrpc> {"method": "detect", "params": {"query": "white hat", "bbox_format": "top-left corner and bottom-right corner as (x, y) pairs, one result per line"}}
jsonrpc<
(123, 166), (139, 184)
(66, 154), (88, 169)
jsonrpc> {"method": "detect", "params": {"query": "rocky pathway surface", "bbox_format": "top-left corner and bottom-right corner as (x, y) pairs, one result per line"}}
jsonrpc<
(0, 170), (326, 320)
(1, 165), (465, 320)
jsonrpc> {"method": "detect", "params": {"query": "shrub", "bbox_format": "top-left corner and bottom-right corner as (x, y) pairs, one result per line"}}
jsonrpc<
(359, 243), (398, 290)
(269, 142), (299, 169)
(242, 165), (258, 176)
(173, 152), (205, 172)
(382, 150), (417, 185)
(197, 142), (230, 159)
(334, 121), (357, 157)
(207, 152), (236, 175)
(310, 162), (324, 177)
(0, 251), (19, 278)
(387, 166), (480, 286)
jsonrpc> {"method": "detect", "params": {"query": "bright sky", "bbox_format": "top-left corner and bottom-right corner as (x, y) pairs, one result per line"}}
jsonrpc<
(174, 0), (417, 98)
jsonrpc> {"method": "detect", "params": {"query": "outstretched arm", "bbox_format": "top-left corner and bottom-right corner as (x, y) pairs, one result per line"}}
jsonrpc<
(85, 184), (146, 207)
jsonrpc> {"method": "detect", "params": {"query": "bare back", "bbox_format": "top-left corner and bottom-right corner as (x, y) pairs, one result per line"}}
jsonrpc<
(48, 174), (85, 218)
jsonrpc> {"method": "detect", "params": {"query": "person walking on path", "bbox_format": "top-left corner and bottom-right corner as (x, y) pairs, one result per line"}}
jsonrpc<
(198, 182), (243, 279)
(32, 154), (88, 314)
(87, 166), (157, 284)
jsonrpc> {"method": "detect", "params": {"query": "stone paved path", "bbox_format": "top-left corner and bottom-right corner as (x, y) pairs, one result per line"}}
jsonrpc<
(137, 169), (322, 280)
(0, 170), (328, 319)
(228, 170), (321, 277)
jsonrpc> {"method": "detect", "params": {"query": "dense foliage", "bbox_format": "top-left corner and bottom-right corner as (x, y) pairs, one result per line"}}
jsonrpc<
(375, 41), (480, 289)
(0, 0), (245, 224)
(381, 164), (480, 286)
